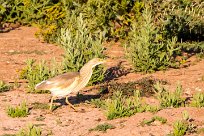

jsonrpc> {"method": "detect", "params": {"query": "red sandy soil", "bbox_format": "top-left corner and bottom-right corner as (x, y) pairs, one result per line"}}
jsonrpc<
(0, 27), (204, 136)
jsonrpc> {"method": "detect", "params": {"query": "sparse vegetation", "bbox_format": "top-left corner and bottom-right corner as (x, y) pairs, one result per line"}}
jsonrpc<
(35, 115), (45, 121)
(141, 116), (167, 126)
(145, 105), (161, 113)
(190, 92), (204, 108)
(89, 123), (115, 132)
(1, 134), (15, 136)
(0, 80), (12, 93)
(197, 128), (204, 135)
(31, 102), (49, 110)
(172, 120), (189, 136)
(7, 101), (29, 118)
(6, 50), (46, 55)
(201, 75), (204, 81)
(91, 89), (160, 120)
(16, 124), (42, 136)
(156, 84), (186, 108)
(90, 83), (204, 121)
(99, 77), (167, 99)
(105, 90), (146, 120)
(90, 98), (106, 109)
(169, 111), (197, 136)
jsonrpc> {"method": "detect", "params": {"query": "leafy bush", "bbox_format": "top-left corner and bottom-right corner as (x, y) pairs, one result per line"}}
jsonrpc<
(104, 90), (146, 120)
(169, 111), (197, 136)
(31, 102), (49, 110)
(145, 105), (160, 113)
(7, 101), (29, 118)
(16, 124), (42, 136)
(89, 123), (115, 132)
(90, 89), (160, 120)
(172, 120), (188, 136)
(0, 80), (12, 92)
(156, 84), (186, 108)
(125, 5), (178, 72)
(90, 98), (106, 109)
(141, 116), (167, 126)
(191, 92), (204, 108)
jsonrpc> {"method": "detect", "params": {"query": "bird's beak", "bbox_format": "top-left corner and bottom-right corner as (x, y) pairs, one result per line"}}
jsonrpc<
(98, 58), (106, 64)
(102, 59), (107, 63)
(102, 59), (112, 64)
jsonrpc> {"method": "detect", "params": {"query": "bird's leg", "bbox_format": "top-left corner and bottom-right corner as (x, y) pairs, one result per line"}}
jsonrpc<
(65, 96), (77, 111)
(49, 96), (55, 111)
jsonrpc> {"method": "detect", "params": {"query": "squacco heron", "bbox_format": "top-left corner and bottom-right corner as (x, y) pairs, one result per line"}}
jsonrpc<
(35, 58), (106, 111)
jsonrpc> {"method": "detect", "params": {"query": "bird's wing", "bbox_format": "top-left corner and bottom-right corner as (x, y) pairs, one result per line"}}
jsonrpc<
(35, 72), (80, 90)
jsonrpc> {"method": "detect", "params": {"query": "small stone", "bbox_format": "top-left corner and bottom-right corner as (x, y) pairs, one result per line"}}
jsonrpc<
(95, 118), (102, 122)
(195, 87), (202, 92)
(8, 50), (15, 53)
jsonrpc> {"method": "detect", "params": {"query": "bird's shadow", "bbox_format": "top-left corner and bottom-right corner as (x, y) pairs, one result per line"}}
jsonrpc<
(103, 61), (130, 82)
(52, 94), (101, 110)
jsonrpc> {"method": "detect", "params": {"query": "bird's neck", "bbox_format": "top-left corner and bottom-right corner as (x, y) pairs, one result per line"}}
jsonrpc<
(78, 64), (93, 87)
(79, 63), (93, 77)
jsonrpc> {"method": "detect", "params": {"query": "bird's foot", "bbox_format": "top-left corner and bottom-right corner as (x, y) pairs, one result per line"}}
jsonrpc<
(69, 105), (78, 112)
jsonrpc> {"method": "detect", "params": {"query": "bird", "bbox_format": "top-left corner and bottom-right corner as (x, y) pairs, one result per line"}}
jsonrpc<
(35, 58), (106, 111)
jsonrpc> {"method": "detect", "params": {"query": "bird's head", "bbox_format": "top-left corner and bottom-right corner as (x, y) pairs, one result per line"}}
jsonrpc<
(88, 58), (106, 68)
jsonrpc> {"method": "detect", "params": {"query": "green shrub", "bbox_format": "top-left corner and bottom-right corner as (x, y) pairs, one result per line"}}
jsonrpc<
(191, 92), (204, 108)
(169, 111), (197, 136)
(156, 84), (186, 108)
(90, 98), (106, 109)
(1, 134), (15, 136)
(90, 88), (160, 120)
(145, 105), (161, 113)
(7, 101), (29, 118)
(125, 5), (177, 72)
(89, 123), (115, 132)
(172, 120), (188, 136)
(31, 102), (49, 110)
(141, 116), (167, 126)
(35, 1), (66, 43)
(16, 124), (42, 136)
(105, 90), (146, 120)
(0, 80), (12, 92)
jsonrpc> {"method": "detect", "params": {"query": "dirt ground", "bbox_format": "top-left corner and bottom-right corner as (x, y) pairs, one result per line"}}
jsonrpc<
(0, 27), (204, 136)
